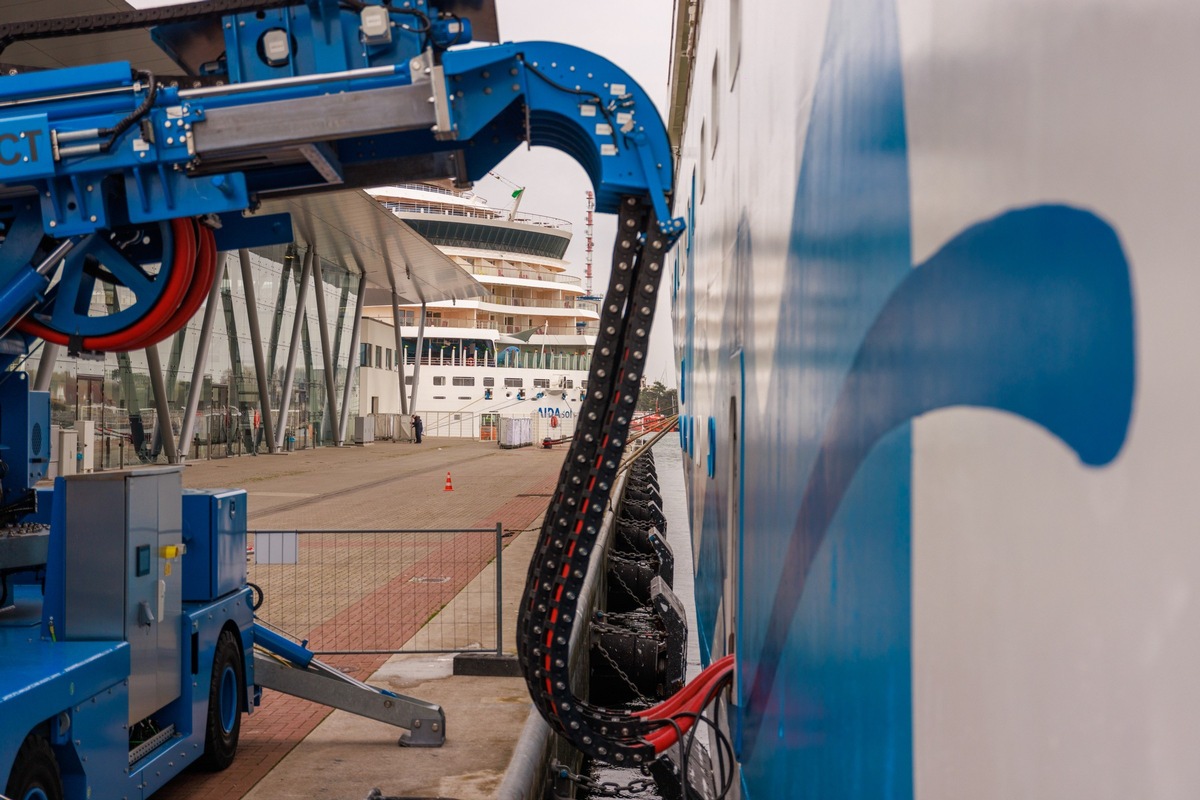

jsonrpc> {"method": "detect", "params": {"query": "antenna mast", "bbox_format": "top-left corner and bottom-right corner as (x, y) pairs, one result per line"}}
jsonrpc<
(585, 190), (595, 296)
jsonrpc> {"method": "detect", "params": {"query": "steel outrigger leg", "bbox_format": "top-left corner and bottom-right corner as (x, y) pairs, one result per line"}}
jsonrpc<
(253, 625), (446, 747)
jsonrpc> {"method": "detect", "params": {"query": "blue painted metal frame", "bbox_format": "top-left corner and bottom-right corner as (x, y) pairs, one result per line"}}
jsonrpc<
(0, 9), (679, 241)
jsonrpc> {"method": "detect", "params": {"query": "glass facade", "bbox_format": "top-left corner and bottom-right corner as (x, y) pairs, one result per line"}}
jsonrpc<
(29, 245), (360, 470)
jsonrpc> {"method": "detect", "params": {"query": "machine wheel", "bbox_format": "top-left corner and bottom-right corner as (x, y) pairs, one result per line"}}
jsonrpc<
(5, 734), (63, 800)
(199, 629), (244, 771)
(246, 582), (264, 611)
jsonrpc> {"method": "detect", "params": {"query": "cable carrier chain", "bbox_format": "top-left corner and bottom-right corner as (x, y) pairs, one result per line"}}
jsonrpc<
(0, 0), (695, 798)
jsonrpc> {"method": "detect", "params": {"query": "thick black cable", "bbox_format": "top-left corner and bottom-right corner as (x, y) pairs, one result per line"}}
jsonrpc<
(100, 71), (156, 153)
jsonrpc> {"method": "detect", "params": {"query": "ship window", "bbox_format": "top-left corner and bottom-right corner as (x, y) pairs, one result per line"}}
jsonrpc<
(729, 0), (741, 88)
(453, 376), (475, 386)
(505, 378), (523, 388)
(405, 376), (413, 385)
(711, 54), (720, 156)
(581, 380), (588, 390)
(375, 345), (382, 368)
(565, 380), (573, 389)
(386, 349), (393, 370)
(433, 376), (446, 386)
(360, 343), (370, 367)
(434, 395), (446, 399)
(458, 396), (471, 400)
(483, 377), (495, 387)
(533, 378), (550, 388)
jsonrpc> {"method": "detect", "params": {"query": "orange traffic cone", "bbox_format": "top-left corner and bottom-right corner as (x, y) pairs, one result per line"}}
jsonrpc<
(444, 471), (454, 492)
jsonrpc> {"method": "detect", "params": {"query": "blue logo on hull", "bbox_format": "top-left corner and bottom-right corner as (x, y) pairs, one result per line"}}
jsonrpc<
(730, 0), (1136, 796)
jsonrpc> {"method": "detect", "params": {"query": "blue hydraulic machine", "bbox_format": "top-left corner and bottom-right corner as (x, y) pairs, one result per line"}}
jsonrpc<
(0, 1), (680, 798)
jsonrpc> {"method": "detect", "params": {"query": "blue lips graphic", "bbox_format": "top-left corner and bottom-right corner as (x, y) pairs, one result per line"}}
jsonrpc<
(744, 203), (1136, 756)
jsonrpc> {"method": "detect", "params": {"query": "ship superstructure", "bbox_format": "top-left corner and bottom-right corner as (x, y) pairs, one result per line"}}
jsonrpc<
(357, 184), (598, 438)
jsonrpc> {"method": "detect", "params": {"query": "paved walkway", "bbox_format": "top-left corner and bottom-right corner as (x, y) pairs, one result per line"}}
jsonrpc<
(153, 438), (563, 800)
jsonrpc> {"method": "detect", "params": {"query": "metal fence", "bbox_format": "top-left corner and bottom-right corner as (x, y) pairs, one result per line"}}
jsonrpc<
(248, 524), (504, 655)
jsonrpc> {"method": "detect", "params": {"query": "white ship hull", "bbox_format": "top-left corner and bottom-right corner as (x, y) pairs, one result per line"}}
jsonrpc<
(669, 0), (1200, 797)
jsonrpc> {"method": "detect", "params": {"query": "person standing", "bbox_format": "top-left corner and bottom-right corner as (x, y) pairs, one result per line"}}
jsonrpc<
(253, 407), (264, 453)
(413, 414), (423, 444)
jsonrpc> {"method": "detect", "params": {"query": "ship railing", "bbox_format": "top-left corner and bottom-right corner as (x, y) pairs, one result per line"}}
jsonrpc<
(393, 319), (599, 336)
(469, 263), (583, 287)
(379, 200), (572, 231)
(385, 182), (463, 199)
(401, 351), (593, 371)
(480, 294), (600, 313)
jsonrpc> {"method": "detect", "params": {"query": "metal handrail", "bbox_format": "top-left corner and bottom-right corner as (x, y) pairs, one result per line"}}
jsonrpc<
(380, 200), (572, 231)
(470, 264), (583, 286)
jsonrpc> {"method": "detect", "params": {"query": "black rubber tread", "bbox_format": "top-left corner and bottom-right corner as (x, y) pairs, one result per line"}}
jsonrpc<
(5, 734), (63, 800)
(199, 628), (243, 771)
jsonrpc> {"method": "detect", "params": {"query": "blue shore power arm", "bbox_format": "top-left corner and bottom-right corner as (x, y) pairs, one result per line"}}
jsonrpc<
(0, 1), (681, 798)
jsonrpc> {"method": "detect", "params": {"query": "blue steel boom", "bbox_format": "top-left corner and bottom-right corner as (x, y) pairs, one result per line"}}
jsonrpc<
(0, 2), (682, 797)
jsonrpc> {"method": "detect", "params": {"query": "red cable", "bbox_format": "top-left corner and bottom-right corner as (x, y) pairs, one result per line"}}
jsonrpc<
(18, 217), (196, 352)
(637, 656), (735, 753)
(124, 221), (215, 349)
(100, 217), (196, 350)
(636, 655), (735, 720)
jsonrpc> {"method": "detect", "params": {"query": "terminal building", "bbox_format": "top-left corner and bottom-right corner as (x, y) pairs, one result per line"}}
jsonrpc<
(31, 190), (481, 472)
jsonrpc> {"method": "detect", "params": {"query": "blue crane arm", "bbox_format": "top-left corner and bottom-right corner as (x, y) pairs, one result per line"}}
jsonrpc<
(0, 9), (680, 242)
(439, 42), (678, 230)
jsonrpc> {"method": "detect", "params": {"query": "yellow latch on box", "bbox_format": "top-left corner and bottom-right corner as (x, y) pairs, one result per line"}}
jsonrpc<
(160, 545), (180, 559)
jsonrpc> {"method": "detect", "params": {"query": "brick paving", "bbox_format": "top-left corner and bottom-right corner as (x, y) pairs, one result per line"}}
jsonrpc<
(153, 439), (563, 800)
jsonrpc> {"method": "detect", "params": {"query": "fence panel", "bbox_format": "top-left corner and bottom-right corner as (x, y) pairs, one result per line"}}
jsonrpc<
(423, 410), (475, 438)
(247, 525), (503, 655)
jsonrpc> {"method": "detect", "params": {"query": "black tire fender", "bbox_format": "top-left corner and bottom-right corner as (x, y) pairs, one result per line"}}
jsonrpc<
(5, 734), (63, 800)
(199, 628), (244, 771)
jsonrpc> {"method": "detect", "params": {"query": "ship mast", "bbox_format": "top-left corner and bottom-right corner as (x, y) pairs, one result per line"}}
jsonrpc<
(585, 190), (595, 297)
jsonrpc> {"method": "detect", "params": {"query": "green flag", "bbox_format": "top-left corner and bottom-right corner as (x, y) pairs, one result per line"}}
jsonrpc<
(511, 187), (524, 198)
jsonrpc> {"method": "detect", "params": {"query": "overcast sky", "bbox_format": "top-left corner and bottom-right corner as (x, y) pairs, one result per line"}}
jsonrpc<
(472, 1), (679, 388)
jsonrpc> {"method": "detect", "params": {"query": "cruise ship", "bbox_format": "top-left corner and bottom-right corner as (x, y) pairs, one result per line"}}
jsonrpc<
(355, 184), (598, 440)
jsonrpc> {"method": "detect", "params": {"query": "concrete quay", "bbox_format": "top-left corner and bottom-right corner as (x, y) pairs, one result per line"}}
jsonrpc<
(154, 437), (565, 800)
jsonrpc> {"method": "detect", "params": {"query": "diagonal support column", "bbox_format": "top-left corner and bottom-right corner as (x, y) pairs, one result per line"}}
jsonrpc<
(239, 248), (278, 454)
(337, 272), (367, 445)
(311, 252), (341, 445)
(146, 343), (180, 464)
(33, 342), (60, 391)
(391, 293), (409, 417)
(178, 252), (227, 459)
(410, 302), (426, 412)
(276, 246), (314, 450)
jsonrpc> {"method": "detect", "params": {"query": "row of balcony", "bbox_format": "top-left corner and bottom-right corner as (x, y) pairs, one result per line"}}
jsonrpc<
(376, 351), (594, 371)
(469, 263), (583, 286)
(392, 317), (599, 337)
(479, 294), (599, 313)
(379, 199), (572, 230)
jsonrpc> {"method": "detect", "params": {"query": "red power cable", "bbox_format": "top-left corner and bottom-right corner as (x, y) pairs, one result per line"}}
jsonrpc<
(633, 655), (735, 753)
(18, 217), (196, 352)
(123, 221), (215, 349)
(637, 655), (735, 720)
